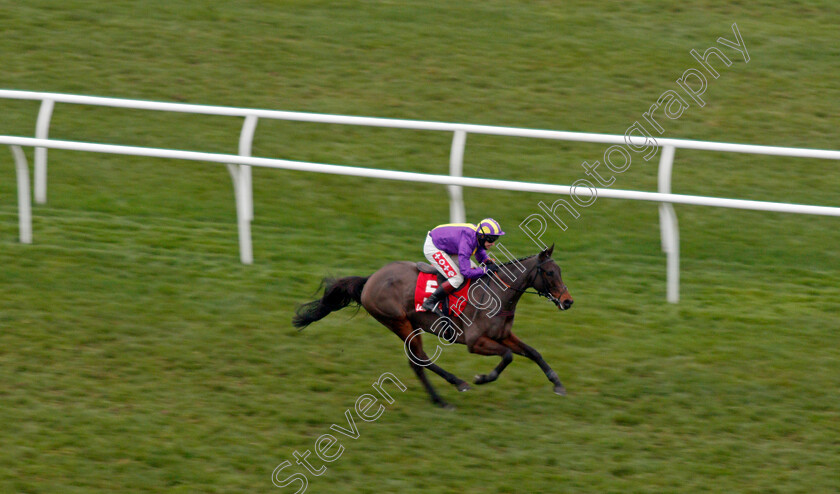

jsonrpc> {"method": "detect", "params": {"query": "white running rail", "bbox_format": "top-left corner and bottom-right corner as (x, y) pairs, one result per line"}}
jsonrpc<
(2, 90), (839, 302)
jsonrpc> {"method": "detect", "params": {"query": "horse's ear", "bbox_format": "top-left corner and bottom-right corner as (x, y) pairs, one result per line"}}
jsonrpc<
(539, 243), (555, 259)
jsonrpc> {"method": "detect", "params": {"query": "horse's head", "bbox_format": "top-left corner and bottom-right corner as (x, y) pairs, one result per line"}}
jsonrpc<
(532, 244), (574, 311)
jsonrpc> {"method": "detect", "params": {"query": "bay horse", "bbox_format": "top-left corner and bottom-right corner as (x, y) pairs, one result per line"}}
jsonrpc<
(292, 244), (573, 408)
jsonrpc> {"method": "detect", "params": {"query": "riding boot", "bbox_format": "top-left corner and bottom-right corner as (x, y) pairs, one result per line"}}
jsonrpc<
(421, 281), (456, 317)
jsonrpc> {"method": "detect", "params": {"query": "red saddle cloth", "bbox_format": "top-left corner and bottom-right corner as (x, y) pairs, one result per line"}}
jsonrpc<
(414, 272), (471, 317)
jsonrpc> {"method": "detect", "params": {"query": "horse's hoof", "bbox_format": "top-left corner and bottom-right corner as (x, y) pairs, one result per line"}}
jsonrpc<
(554, 385), (567, 396)
(435, 401), (456, 410)
(457, 382), (471, 392)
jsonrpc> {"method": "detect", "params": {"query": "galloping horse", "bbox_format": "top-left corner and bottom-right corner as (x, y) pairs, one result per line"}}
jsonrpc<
(293, 245), (573, 408)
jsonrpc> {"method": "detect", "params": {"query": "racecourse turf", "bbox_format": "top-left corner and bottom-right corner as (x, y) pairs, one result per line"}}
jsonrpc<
(1, 1), (839, 493)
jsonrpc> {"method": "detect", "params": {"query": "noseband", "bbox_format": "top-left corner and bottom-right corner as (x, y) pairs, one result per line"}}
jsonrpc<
(533, 260), (569, 308)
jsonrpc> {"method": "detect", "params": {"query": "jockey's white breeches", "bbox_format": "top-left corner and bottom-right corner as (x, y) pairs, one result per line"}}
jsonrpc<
(423, 234), (471, 289)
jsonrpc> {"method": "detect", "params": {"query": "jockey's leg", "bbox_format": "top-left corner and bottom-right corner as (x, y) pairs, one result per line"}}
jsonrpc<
(421, 235), (463, 317)
(421, 276), (461, 317)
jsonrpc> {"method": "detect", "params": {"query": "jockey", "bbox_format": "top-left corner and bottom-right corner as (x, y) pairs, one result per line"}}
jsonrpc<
(421, 218), (505, 316)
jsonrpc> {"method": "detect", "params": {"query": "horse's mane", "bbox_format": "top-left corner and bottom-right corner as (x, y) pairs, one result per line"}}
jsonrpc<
(499, 253), (539, 267)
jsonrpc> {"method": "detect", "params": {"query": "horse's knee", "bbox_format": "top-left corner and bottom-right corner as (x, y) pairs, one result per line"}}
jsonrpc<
(408, 360), (426, 374)
(513, 341), (543, 361)
(526, 348), (545, 362)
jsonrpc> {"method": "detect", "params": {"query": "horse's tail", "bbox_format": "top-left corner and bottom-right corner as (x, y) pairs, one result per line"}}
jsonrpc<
(292, 276), (369, 329)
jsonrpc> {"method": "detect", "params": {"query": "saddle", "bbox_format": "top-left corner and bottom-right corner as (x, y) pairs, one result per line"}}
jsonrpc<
(414, 263), (470, 317)
(416, 262), (442, 275)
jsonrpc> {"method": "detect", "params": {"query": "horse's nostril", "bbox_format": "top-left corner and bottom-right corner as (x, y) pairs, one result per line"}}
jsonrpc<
(564, 300), (574, 309)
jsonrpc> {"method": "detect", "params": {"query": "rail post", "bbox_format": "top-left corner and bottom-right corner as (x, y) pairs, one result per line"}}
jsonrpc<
(10, 145), (32, 244)
(226, 114), (258, 264)
(448, 130), (467, 223)
(34, 98), (54, 204)
(657, 145), (679, 303)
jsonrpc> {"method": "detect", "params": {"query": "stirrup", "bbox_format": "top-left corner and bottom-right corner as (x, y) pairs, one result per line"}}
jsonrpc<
(428, 303), (446, 318)
(422, 298), (445, 317)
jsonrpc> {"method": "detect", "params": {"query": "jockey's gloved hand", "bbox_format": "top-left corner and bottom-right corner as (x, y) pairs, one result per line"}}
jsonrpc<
(484, 260), (500, 273)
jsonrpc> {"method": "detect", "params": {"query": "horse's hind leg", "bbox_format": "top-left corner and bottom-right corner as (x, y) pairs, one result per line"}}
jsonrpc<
(469, 336), (514, 385)
(380, 317), (467, 408)
(501, 333), (566, 396)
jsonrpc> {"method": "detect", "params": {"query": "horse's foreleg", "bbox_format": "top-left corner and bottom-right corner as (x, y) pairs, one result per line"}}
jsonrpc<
(468, 336), (513, 385)
(501, 333), (566, 396)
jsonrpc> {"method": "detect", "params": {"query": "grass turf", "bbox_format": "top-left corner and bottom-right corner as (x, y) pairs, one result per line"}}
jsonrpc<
(1, 1), (839, 492)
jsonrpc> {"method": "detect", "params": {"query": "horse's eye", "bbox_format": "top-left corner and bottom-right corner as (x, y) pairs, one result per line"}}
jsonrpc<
(545, 271), (555, 277)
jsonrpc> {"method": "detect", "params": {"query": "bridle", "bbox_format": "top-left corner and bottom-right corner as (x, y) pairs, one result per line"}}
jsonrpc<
(490, 259), (569, 309)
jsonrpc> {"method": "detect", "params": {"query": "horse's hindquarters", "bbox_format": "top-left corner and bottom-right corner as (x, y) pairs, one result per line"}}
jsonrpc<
(360, 261), (418, 320)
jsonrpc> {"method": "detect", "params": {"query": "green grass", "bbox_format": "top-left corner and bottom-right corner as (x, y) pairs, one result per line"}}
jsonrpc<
(2, 1), (840, 493)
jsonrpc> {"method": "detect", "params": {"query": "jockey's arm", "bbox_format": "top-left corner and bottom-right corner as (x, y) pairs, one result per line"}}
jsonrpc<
(457, 251), (485, 278)
(457, 235), (486, 278)
(474, 247), (490, 265)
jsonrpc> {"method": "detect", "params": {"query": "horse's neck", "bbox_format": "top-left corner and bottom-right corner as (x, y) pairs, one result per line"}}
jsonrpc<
(496, 259), (537, 308)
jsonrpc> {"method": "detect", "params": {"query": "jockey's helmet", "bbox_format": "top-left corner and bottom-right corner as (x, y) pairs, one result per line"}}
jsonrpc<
(476, 218), (505, 245)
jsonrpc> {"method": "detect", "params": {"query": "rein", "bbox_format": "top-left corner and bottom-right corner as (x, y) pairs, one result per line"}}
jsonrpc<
(488, 259), (569, 312)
